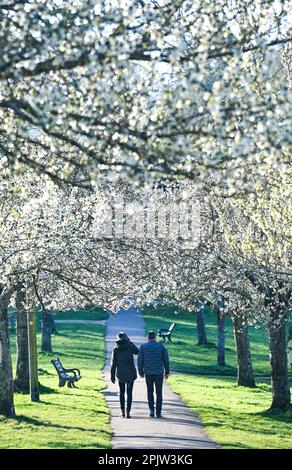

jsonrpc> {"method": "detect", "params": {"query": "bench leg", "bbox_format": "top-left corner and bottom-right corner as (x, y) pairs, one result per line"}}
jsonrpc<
(68, 380), (79, 388)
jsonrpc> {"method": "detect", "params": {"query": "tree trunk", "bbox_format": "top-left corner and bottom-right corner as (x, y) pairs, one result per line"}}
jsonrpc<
(28, 304), (40, 402)
(217, 310), (225, 366)
(196, 308), (208, 345)
(51, 312), (57, 334)
(268, 313), (291, 410)
(41, 310), (53, 353)
(233, 314), (256, 387)
(0, 294), (15, 417)
(14, 288), (30, 393)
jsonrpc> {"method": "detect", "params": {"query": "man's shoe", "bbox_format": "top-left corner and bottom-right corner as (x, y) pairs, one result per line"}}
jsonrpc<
(120, 410), (125, 418)
(149, 410), (155, 417)
(156, 414), (163, 418)
(126, 411), (131, 419)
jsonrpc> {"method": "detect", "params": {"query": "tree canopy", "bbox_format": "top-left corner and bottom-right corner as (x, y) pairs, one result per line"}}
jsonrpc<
(0, 0), (291, 191)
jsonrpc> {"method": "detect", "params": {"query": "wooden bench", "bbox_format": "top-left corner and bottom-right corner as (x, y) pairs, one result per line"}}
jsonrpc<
(51, 358), (81, 388)
(158, 322), (176, 343)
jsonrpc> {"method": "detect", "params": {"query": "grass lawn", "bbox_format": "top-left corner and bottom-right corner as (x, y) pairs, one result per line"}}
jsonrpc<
(0, 320), (111, 449)
(52, 308), (109, 322)
(144, 304), (292, 449)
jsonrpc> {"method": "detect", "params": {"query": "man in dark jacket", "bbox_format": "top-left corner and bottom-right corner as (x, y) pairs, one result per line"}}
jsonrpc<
(138, 330), (170, 418)
(111, 332), (139, 418)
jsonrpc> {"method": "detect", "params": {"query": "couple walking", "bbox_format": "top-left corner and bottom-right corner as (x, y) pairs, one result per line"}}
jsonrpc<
(110, 330), (170, 419)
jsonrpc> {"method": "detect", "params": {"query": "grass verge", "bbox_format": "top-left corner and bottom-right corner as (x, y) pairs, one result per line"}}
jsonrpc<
(168, 375), (292, 449)
(1, 321), (111, 449)
(144, 304), (292, 449)
(53, 308), (109, 322)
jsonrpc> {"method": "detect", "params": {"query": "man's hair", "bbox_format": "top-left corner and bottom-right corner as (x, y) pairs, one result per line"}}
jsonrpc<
(148, 330), (156, 340)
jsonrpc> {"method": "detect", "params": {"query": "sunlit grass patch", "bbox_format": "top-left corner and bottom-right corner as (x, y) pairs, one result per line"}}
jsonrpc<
(144, 305), (292, 449)
(1, 322), (111, 449)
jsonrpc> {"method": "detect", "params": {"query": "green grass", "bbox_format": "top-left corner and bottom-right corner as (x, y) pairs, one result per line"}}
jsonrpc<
(54, 308), (109, 321)
(1, 321), (111, 449)
(168, 375), (292, 449)
(143, 304), (292, 376)
(144, 304), (292, 449)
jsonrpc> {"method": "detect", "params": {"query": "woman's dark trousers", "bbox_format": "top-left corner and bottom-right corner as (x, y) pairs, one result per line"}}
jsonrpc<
(119, 381), (134, 412)
(145, 374), (164, 416)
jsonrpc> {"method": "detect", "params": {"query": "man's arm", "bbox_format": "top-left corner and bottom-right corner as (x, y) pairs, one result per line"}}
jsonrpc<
(110, 350), (117, 383)
(162, 345), (170, 376)
(138, 346), (144, 376)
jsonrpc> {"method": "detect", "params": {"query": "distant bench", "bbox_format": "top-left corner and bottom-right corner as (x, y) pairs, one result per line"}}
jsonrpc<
(158, 322), (176, 343)
(51, 358), (81, 388)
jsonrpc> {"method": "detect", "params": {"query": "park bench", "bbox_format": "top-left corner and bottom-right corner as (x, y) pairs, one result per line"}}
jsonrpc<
(51, 358), (81, 388)
(158, 322), (176, 343)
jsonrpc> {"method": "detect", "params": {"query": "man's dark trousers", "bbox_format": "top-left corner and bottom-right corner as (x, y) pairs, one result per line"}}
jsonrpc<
(145, 374), (164, 415)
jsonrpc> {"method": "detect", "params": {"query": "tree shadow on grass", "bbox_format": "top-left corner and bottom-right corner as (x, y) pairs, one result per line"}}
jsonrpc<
(39, 400), (109, 414)
(12, 414), (111, 435)
(45, 441), (110, 449)
(38, 368), (54, 377)
(51, 351), (98, 361)
(169, 340), (185, 346)
(201, 342), (217, 349)
(38, 384), (59, 395)
(257, 408), (292, 423)
(172, 365), (237, 376)
(47, 350), (64, 357)
(221, 442), (254, 449)
(204, 410), (291, 437)
(63, 392), (104, 400)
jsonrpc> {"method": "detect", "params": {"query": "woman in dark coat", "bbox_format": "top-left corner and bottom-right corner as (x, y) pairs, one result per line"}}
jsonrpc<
(110, 332), (139, 418)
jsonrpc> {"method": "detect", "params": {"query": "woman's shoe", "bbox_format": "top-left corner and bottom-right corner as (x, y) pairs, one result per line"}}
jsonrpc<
(120, 410), (125, 418)
(126, 411), (131, 419)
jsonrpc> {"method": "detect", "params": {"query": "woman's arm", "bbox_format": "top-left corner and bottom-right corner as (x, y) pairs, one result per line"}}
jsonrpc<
(131, 343), (139, 355)
(110, 349), (117, 382)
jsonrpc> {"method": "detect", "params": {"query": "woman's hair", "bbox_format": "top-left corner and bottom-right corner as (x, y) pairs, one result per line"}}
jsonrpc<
(117, 331), (129, 341)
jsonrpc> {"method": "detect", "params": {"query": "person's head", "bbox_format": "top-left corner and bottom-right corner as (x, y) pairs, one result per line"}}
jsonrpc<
(148, 330), (156, 341)
(116, 332), (129, 342)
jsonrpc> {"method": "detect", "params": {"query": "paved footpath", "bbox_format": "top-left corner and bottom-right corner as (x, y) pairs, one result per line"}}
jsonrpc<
(103, 307), (218, 449)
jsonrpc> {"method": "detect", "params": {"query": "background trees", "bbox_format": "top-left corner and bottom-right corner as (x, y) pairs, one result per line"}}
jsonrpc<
(0, 1), (291, 417)
(0, 170), (290, 414)
(208, 170), (291, 408)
